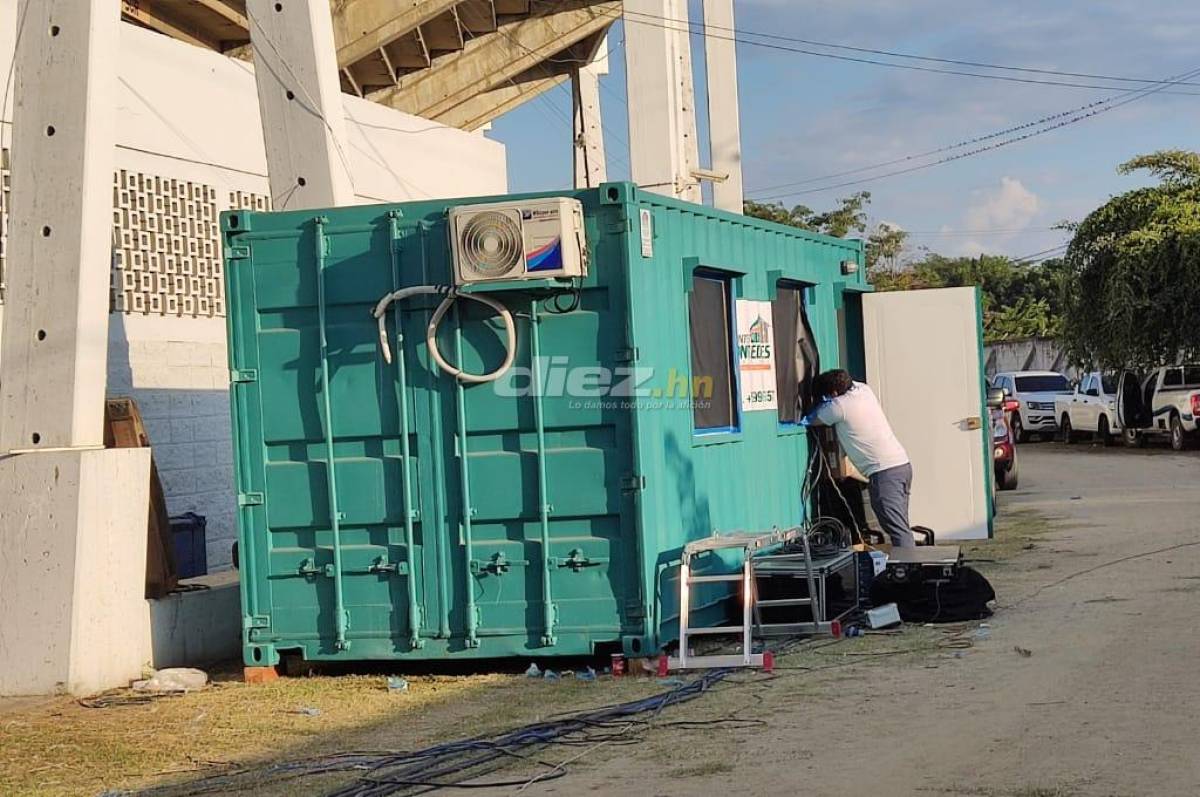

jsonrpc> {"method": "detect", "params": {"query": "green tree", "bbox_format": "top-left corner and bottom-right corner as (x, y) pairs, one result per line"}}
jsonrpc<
(871, 253), (1067, 342)
(744, 191), (871, 238)
(865, 223), (909, 271)
(1060, 149), (1200, 368)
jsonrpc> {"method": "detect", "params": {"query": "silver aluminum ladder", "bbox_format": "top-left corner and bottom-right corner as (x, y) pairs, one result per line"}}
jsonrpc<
(667, 526), (801, 671)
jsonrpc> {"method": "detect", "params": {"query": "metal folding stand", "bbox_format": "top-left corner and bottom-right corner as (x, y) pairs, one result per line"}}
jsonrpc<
(752, 545), (860, 637)
(666, 527), (800, 672)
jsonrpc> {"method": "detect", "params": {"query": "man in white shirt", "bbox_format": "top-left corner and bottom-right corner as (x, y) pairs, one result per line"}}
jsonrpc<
(805, 369), (914, 548)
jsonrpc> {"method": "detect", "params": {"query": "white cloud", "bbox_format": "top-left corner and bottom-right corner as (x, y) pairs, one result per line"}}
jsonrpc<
(964, 177), (1040, 231)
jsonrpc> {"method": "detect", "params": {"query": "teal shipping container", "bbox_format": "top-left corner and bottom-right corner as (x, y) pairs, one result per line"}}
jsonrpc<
(222, 183), (869, 667)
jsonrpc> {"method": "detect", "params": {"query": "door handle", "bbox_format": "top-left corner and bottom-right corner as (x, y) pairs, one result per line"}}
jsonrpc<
(962, 416), (982, 430)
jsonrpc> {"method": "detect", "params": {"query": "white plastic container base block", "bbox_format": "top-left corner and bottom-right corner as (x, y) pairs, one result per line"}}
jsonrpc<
(866, 602), (902, 629)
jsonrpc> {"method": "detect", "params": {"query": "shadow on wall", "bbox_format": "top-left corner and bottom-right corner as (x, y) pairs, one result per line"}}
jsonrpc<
(107, 312), (238, 572)
(654, 431), (722, 644)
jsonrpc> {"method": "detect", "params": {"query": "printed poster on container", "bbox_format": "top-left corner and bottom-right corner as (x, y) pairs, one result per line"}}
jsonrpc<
(735, 300), (777, 411)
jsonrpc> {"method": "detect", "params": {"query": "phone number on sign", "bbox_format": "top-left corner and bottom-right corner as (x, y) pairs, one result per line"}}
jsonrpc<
(746, 390), (775, 404)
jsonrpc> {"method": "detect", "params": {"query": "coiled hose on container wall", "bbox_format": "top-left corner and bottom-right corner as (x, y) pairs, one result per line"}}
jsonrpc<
(372, 286), (516, 383)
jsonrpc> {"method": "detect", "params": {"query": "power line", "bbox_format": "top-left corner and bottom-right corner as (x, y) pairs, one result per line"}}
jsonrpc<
(615, 9), (1200, 96)
(487, 23), (632, 173)
(618, 8), (1200, 90)
(747, 97), (1115, 195)
(901, 227), (1061, 237)
(1012, 242), (1070, 264)
(748, 64), (1200, 201)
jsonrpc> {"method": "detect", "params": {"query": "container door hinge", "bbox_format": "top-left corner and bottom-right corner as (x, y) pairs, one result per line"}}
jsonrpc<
(615, 347), (639, 364)
(367, 556), (409, 576)
(231, 369), (258, 383)
(470, 552), (529, 576)
(238, 492), (264, 507)
(226, 244), (251, 261)
(243, 614), (271, 630)
(620, 474), (645, 492)
(298, 557), (334, 578)
(551, 548), (608, 571)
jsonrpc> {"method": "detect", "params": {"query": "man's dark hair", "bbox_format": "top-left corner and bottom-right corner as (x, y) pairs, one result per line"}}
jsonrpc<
(813, 369), (854, 400)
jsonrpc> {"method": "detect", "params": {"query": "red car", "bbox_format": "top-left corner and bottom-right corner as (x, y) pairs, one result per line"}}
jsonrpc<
(988, 387), (1020, 491)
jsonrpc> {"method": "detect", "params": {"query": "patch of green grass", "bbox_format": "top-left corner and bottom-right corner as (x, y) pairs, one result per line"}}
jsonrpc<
(671, 759), (735, 777)
(964, 509), (1062, 565)
(0, 668), (665, 797)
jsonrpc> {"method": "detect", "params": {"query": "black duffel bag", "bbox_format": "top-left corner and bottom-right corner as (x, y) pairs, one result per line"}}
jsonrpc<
(869, 564), (995, 623)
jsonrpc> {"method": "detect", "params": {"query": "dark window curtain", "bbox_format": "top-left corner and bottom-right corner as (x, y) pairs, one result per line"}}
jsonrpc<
(689, 275), (736, 430)
(772, 284), (820, 423)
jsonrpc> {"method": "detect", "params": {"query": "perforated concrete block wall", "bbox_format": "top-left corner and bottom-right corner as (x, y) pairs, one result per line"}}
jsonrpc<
(1, 2), (507, 575)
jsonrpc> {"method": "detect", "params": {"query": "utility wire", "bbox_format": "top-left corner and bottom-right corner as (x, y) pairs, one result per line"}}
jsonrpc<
(748, 64), (1200, 200)
(747, 97), (1115, 194)
(615, 9), (1200, 96)
(901, 227), (1061, 237)
(1011, 242), (1070, 264)
(618, 8), (1200, 90)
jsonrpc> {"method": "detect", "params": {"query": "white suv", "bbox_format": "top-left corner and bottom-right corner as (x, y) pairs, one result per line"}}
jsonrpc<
(992, 371), (1074, 442)
(1054, 371), (1122, 445)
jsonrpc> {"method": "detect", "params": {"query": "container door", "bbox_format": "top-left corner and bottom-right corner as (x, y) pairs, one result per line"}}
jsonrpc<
(862, 286), (992, 540)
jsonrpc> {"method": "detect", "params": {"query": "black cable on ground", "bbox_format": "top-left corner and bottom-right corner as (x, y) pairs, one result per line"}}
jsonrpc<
(128, 668), (735, 797)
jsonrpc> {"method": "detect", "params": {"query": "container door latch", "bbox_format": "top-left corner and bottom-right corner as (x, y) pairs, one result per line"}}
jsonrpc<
(552, 549), (609, 571)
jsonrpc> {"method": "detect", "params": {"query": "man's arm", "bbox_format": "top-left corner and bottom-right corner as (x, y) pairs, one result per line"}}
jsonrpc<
(801, 398), (841, 427)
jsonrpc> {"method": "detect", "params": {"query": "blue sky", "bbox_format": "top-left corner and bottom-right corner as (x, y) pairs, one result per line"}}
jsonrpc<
(486, 0), (1200, 261)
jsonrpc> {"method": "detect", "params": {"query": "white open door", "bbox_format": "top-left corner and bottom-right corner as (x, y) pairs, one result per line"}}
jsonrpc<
(862, 286), (992, 540)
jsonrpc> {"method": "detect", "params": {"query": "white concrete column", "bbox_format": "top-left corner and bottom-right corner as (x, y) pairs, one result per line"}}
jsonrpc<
(0, 448), (153, 696)
(0, 0), (119, 452)
(246, 0), (355, 209)
(624, 0), (701, 203)
(572, 41), (608, 189)
(702, 0), (744, 213)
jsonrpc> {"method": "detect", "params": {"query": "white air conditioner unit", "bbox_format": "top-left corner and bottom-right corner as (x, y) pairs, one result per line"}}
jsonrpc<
(449, 197), (587, 286)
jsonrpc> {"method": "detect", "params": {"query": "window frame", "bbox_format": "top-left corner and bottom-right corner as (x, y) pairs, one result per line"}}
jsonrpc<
(687, 268), (742, 440)
(773, 279), (819, 430)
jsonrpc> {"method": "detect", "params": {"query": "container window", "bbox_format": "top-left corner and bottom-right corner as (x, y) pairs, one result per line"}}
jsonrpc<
(689, 272), (739, 433)
(773, 282), (820, 424)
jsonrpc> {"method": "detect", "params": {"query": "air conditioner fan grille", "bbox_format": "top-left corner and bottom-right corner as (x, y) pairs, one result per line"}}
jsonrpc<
(460, 211), (523, 279)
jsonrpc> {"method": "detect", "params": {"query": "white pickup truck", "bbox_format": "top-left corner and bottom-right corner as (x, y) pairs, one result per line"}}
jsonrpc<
(1055, 371), (1122, 445)
(1118, 365), (1200, 451)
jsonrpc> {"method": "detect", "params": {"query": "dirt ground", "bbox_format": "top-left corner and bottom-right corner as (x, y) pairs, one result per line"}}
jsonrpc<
(3, 443), (1198, 796)
(522, 443), (1200, 797)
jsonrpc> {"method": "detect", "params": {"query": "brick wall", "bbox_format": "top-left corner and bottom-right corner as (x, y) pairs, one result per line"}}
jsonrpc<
(108, 317), (237, 572)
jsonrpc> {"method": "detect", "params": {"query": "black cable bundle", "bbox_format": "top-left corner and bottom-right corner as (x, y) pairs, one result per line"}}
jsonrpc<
(130, 669), (733, 797)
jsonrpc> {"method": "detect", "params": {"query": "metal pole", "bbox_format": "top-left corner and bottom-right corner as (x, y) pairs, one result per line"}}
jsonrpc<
(387, 211), (424, 650)
(417, 225), (452, 640)
(454, 308), (479, 648)
(314, 217), (349, 651)
(529, 300), (557, 646)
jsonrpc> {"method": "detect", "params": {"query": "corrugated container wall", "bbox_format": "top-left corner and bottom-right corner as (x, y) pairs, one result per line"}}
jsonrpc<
(222, 183), (867, 666)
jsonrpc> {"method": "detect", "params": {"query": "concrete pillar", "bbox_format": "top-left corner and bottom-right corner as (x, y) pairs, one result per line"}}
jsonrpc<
(702, 0), (744, 213)
(572, 40), (608, 189)
(624, 0), (701, 203)
(0, 0), (157, 698)
(0, 0), (118, 452)
(0, 448), (153, 696)
(246, 0), (355, 209)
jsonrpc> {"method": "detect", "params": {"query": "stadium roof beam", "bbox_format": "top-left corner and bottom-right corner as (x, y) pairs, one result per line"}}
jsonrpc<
(371, 0), (617, 122)
(119, 0), (619, 129)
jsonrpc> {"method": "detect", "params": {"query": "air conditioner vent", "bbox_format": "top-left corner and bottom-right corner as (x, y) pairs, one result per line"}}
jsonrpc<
(450, 197), (587, 286)
(457, 209), (525, 281)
